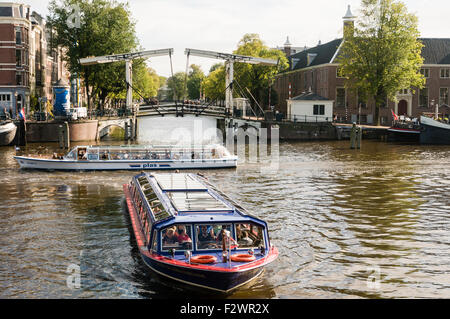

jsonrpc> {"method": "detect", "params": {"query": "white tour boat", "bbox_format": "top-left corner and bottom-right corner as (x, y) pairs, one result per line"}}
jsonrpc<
(14, 144), (237, 170)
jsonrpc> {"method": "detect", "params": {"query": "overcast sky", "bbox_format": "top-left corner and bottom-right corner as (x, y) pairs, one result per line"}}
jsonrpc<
(23, 0), (450, 77)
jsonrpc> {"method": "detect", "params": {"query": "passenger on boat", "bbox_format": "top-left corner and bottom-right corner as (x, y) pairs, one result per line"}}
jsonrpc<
(163, 227), (179, 245)
(165, 150), (171, 159)
(198, 225), (215, 242)
(238, 231), (253, 246)
(177, 225), (192, 244)
(101, 151), (108, 160)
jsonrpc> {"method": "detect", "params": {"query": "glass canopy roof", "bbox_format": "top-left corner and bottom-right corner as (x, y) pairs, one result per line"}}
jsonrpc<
(153, 173), (208, 191)
(166, 191), (231, 212)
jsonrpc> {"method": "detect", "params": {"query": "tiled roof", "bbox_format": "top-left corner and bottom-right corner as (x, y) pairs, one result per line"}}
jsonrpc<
(291, 91), (330, 101)
(285, 38), (450, 72)
(288, 38), (342, 70)
(419, 38), (450, 64)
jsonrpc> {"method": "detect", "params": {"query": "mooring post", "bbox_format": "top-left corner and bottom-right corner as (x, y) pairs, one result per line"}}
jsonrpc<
(58, 121), (70, 149)
(357, 126), (362, 149)
(124, 121), (130, 140)
(350, 123), (357, 149)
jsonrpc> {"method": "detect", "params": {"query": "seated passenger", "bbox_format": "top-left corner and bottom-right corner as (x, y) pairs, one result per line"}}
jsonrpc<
(198, 225), (215, 242)
(177, 225), (192, 244)
(238, 231), (253, 246)
(163, 227), (178, 245)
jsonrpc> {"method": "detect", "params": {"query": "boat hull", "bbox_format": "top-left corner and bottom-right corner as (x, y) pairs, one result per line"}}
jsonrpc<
(387, 128), (420, 143)
(141, 253), (265, 293)
(0, 122), (17, 146)
(420, 116), (450, 145)
(14, 156), (237, 170)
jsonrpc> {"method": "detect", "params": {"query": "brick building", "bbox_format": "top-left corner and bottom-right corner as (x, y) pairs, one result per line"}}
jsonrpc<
(0, 2), (69, 119)
(273, 5), (450, 126)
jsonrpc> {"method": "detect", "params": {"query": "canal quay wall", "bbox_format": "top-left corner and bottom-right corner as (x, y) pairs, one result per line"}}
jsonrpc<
(263, 121), (388, 141)
(10, 117), (388, 145)
(23, 120), (99, 143)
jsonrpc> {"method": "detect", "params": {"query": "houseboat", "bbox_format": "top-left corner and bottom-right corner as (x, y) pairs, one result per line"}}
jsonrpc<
(14, 144), (237, 170)
(420, 115), (450, 145)
(123, 172), (278, 293)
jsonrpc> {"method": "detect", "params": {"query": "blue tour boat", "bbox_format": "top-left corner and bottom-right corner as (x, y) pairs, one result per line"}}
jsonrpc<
(123, 172), (278, 293)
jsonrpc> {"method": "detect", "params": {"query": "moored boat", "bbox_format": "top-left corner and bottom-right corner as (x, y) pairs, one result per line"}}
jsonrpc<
(0, 121), (17, 146)
(123, 172), (278, 293)
(14, 144), (237, 170)
(420, 116), (450, 145)
(387, 118), (421, 143)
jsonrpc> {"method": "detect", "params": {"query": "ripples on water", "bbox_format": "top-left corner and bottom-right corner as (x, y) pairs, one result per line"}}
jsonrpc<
(0, 141), (449, 298)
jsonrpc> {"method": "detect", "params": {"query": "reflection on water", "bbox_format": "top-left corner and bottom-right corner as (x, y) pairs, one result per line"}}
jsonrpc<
(0, 140), (449, 298)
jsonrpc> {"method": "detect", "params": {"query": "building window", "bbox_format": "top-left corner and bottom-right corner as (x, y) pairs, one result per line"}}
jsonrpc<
(399, 89), (409, 95)
(440, 68), (450, 78)
(336, 88), (346, 107)
(336, 66), (345, 78)
(0, 94), (12, 102)
(16, 50), (21, 66)
(16, 73), (23, 85)
(313, 104), (325, 115)
(440, 88), (449, 106)
(419, 87), (429, 108)
(380, 116), (388, 125)
(15, 28), (22, 44)
(420, 68), (429, 78)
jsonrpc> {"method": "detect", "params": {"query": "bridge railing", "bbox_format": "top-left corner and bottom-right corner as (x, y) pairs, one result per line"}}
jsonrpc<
(138, 100), (230, 117)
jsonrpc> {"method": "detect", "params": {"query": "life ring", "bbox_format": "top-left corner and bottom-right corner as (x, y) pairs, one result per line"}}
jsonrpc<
(231, 253), (256, 262)
(190, 255), (217, 264)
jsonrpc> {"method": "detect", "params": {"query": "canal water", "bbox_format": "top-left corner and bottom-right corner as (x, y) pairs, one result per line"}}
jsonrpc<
(0, 140), (449, 298)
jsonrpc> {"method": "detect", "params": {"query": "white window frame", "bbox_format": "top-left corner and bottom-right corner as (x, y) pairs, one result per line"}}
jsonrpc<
(420, 68), (430, 78)
(419, 87), (429, 108)
(440, 68), (450, 79)
(336, 87), (346, 108)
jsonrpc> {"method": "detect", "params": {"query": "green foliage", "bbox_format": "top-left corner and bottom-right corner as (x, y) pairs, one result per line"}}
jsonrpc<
(337, 0), (425, 125)
(187, 64), (205, 100)
(201, 33), (288, 107)
(202, 67), (226, 100)
(47, 0), (159, 109)
(166, 72), (187, 100)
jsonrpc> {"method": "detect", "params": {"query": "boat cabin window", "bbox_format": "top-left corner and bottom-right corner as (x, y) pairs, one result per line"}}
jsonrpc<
(235, 223), (265, 249)
(77, 148), (87, 160)
(195, 224), (233, 250)
(86, 148), (99, 160)
(161, 224), (193, 251)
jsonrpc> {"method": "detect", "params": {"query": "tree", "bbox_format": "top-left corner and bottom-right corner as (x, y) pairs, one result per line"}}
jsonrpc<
(187, 64), (205, 100)
(201, 33), (288, 108)
(337, 0), (425, 125)
(166, 72), (187, 100)
(47, 0), (141, 110)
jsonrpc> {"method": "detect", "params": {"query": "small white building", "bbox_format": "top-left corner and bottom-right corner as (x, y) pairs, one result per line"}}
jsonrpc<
(286, 91), (334, 122)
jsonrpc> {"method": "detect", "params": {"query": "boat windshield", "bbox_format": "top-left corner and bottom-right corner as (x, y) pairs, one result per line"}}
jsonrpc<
(235, 223), (265, 249)
(195, 224), (233, 250)
(65, 148), (76, 159)
(161, 224), (193, 251)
